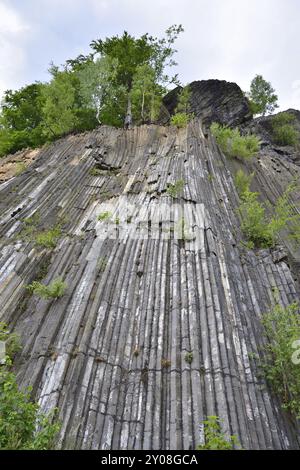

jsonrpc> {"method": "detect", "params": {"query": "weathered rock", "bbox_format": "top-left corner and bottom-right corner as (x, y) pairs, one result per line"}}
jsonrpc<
(163, 79), (252, 127)
(0, 119), (299, 450)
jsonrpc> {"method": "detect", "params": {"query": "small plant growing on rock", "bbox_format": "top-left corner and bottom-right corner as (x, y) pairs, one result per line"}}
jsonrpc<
(166, 179), (185, 198)
(15, 162), (26, 176)
(184, 352), (193, 364)
(35, 226), (61, 249)
(97, 211), (112, 221)
(234, 169), (254, 197)
(260, 301), (300, 418)
(26, 277), (67, 299)
(211, 122), (260, 159)
(161, 359), (171, 368)
(197, 416), (241, 450)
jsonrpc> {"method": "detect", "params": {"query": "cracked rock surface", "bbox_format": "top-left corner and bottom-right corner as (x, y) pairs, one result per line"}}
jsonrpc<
(0, 120), (299, 449)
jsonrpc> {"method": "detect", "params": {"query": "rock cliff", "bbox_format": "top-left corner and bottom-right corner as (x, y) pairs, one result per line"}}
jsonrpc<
(0, 80), (299, 450)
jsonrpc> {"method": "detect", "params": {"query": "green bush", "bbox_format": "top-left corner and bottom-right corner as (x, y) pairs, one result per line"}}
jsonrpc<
(26, 277), (67, 300)
(0, 367), (60, 449)
(272, 113), (299, 146)
(197, 416), (241, 450)
(261, 302), (300, 418)
(211, 122), (260, 159)
(237, 181), (300, 248)
(0, 323), (21, 360)
(170, 112), (191, 128)
(35, 227), (61, 248)
(238, 191), (273, 248)
(234, 169), (254, 197)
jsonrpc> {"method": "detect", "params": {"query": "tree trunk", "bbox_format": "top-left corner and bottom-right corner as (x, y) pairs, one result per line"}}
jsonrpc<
(124, 94), (133, 129)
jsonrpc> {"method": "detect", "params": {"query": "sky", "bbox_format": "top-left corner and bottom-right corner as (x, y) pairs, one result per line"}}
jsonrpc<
(0, 0), (299, 110)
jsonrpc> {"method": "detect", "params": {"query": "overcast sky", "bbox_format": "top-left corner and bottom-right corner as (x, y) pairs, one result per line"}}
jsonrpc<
(0, 0), (299, 110)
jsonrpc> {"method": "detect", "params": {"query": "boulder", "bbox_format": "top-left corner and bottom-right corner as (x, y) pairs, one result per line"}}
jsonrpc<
(163, 79), (252, 127)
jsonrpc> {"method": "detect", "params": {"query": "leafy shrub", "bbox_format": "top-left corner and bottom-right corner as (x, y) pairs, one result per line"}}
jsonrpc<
(0, 323), (21, 360)
(197, 416), (240, 450)
(238, 191), (273, 248)
(0, 367), (60, 449)
(234, 169), (254, 197)
(272, 113), (299, 146)
(26, 277), (67, 299)
(166, 179), (185, 198)
(170, 112), (191, 128)
(261, 302), (300, 418)
(211, 122), (260, 159)
(237, 182), (300, 248)
(35, 227), (61, 248)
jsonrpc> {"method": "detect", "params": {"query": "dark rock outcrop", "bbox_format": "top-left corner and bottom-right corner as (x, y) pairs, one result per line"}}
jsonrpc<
(163, 79), (252, 127)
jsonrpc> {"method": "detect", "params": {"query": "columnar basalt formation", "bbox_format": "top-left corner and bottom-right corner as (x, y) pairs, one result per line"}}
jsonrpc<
(0, 87), (300, 449)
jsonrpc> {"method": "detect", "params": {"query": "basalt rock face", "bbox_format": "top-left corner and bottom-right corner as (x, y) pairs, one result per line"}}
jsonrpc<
(0, 118), (300, 448)
(163, 79), (252, 127)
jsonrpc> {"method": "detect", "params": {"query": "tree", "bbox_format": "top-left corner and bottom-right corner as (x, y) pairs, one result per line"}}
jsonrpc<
(0, 83), (46, 156)
(77, 56), (126, 126)
(41, 71), (78, 138)
(248, 75), (279, 116)
(90, 25), (184, 126)
(130, 64), (165, 123)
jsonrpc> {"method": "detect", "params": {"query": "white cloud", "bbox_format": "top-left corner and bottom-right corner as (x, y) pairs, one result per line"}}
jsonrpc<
(0, 1), (29, 98)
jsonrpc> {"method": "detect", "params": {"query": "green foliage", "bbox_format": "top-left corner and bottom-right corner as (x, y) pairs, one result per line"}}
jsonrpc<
(35, 226), (61, 248)
(170, 112), (190, 128)
(234, 170), (254, 197)
(197, 416), (240, 450)
(0, 367), (60, 449)
(184, 352), (193, 364)
(131, 64), (164, 123)
(26, 277), (67, 300)
(41, 71), (79, 139)
(98, 211), (112, 221)
(77, 56), (126, 126)
(238, 191), (273, 248)
(248, 75), (279, 116)
(0, 323), (21, 360)
(271, 112), (299, 146)
(166, 179), (185, 198)
(0, 26), (184, 156)
(0, 83), (47, 157)
(237, 181), (300, 248)
(210, 123), (260, 159)
(261, 302), (300, 418)
(15, 162), (26, 176)
(170, 85), (194, 128)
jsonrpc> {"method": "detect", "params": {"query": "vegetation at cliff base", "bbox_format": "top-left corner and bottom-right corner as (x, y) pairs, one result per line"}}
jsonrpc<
(210, 122), (260, 159)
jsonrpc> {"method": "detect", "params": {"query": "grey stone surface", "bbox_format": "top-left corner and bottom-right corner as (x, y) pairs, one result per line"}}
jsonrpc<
(0, 120), (299, 449)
